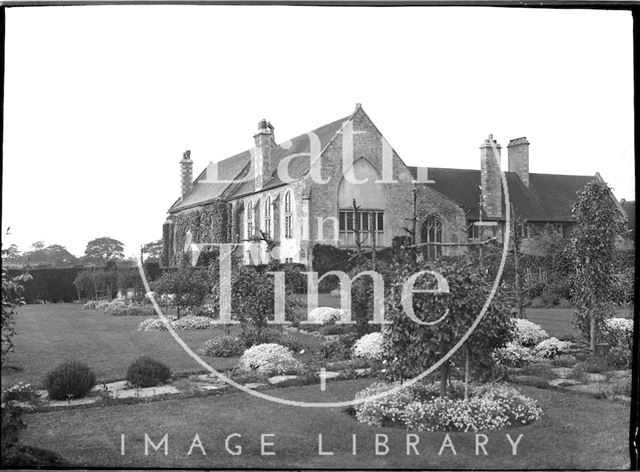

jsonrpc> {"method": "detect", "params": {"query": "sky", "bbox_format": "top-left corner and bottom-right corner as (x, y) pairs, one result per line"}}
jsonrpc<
(2, 6), (634, 258)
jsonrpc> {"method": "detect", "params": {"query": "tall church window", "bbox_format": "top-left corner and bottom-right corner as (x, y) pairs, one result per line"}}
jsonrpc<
(264, 196), (272, 238)
(247, 200), (254, 239)
(338, 210), (384, 247)
(284, 191), (292, 238)
(422, 216), (443, 261)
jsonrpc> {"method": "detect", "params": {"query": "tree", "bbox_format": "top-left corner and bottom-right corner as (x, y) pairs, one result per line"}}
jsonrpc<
(2, 244), (21, 261)
(152, 268), (210, 317)
(30, 241), (45, 251)
(571, 180), (627, 354)
(141, 240), (163, 262)
(383, 258), (514, 397)
(22, 244), (78, 267)
(84, 237), (125, 264)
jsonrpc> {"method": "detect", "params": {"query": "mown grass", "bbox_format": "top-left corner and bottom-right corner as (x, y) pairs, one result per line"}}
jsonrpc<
(19, 379), (630, 469)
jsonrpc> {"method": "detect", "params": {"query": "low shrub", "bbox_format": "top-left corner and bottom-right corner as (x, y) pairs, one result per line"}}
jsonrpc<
(238, 343), (304, 376)
(82, 301), (98, 310)
(576, 357), (611, 374)
(493, 341), (533, 368)
(1, 382), (40, 403)
(1, 401), (27, 463)
(107, 304), (156, 317)
(354, 381), (542, 432)
(550, 355), (577, 367)
(514, 319), (549, 347)
(126, 356), (172, 388)
(104, 300), (127, 315)
(239, 329), (304, 353)
(136, 316), (216, 331)
(43, 361), (96, 400)
(353, 332), (385, 361)
(196, 337), (244, 357)
(319, 324), (351, 336)
(318, 335), (356, 361)
(533, 337), (573, 359)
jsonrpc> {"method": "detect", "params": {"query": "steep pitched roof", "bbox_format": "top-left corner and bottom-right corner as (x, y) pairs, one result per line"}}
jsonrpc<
(411, 167), (597, 222)
(169, 115), (349, 213)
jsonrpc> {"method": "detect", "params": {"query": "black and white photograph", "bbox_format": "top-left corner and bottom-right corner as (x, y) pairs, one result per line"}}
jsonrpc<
(1, 3), (636, 470)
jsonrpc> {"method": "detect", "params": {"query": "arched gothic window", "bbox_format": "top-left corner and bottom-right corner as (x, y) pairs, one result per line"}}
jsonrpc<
(264, 196), (272, 238)
(284, 191), (292, 238)
(247, 200), (254, 239)
(422, 216), (443, 261)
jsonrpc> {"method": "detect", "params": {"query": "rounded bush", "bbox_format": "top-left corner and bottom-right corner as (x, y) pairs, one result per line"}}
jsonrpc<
(533, 337), (573, 359)
(197, 337), (244, 357)
(493, 341), (533, 367)
(126, 356), (172, 388)
(238, 343), (303, 376)
(353, 332), (385, 361)
(44, 361), (96, 400)
(136, 315), (216, 331)
(306, 307), (345, 326)
(514, 319), (549, 347)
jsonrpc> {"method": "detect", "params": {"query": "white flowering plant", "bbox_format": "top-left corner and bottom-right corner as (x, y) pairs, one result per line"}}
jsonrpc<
(82, 301), (98, 310)
(1, 382), (40, 403)
(306, 307), (346, 326)
(136, 315), (217, 332)
(353, 332), (385, 361)
(493, 341), (533, 367)
(238, 343), (304, 376)
(354, 381), (542, 432)
(514, 319), (549, 347)
(601, 317), (633, 368)
(533, 337), (573, 359)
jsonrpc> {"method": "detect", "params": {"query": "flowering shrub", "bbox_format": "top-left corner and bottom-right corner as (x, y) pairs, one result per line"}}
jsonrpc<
(95, 300), (111, 311)
(533, 337), (573, 359)
(514, 319), (549, 347)
(354, 381), (542, 432)
(306, 307), (345, 326)
(1, 382), (40, 403)
(136, 316), (217, 331)
(238, 343), (303, 376)
(197, 337), (244, 357)
(104, 300), (127, 315)
(107, 304), (155, 317)
(493, 342), (533, 367)
(239, 329), (304, 353)
(601, 317), (633, 368)
(353, 332), (385, 361)
(82, 301), (98, 310)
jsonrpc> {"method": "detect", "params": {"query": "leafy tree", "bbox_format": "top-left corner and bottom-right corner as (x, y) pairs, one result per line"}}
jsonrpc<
(152, 268), (210, 317)
(571, 180), (627, 353)
(2, 244), (21, 261)
(30, 241), (45, 251)
(84, 237), (125, 264)
(1, 250), (32, 356)
(141, 240), (163, 262)
(22, 244), (78, 267)
(383, 258), (514, 397)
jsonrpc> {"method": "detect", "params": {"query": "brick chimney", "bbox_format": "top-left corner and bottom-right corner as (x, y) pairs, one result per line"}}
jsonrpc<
(480, 134), (502, 218)
(253, 119), (274, 190)
(508, 137), (530, 187)
(180, 150), (193, 198)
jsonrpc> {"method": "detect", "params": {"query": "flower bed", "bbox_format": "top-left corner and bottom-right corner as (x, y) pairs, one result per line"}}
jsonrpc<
(354, 381), (542, 432)
(136, 316), (217, 331)
(197, 337), (244, 357)
(493, 341), (533, 367)
(306, 307), (347, 326)
(238, 343), (304, 376)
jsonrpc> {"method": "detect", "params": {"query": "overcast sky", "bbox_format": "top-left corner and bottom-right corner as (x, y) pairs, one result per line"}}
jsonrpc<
(2, 6), (634, 257)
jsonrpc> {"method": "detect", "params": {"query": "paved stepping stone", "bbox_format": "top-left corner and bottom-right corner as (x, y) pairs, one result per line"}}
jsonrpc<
(49, 397), (101, 407)
(549, 378), (582, 387)
(113, 385), (180, 399)
(584, 373), (607, 383)
(550, 367), (573, 379)
(268, 375), (299, 385)
(198, 384), (227, 391)
(607, 370), (631, 379)
(91, 380), (128, 393)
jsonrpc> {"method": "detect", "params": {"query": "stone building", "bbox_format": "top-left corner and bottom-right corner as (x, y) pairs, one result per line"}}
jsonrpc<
(162, 104), (625, 267)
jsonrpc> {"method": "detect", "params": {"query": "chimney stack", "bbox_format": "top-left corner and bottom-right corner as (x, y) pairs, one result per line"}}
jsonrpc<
(508, 137), (530, 187)
(180, 150), (193, 198)
(480, 134), (503, 218)
(253, 119), (274, 190)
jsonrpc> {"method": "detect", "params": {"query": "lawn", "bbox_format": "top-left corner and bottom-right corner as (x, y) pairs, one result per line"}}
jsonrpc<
(19, 379), (630, 469)
(1, 303), (324, 387)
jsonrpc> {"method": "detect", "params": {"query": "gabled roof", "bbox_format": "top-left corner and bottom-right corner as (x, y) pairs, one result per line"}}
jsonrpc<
(169, 115), (350, 213)
(411, 167), (598, 222)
